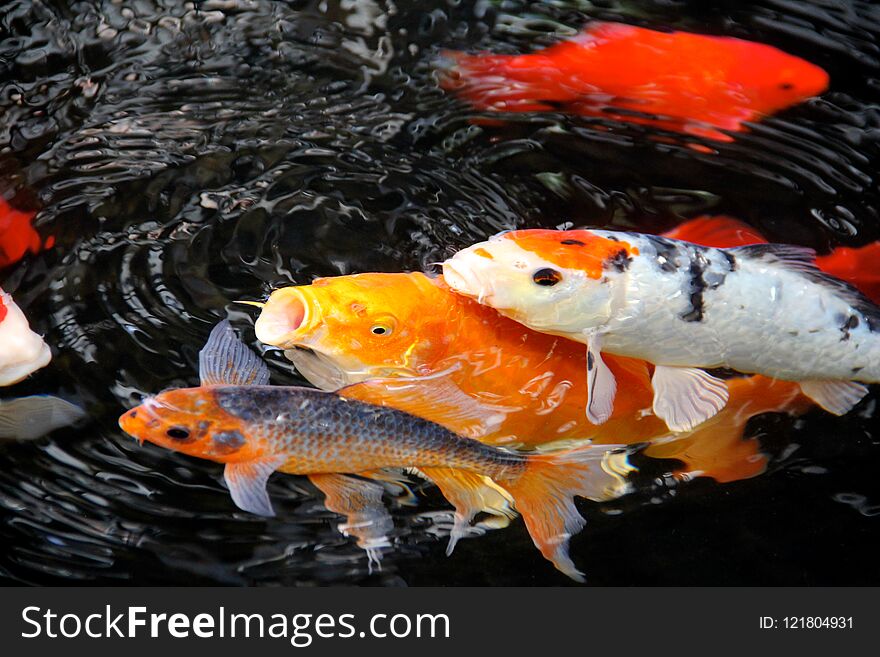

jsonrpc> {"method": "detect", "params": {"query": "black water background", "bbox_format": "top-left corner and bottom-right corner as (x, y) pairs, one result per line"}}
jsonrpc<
(0, 0), (878, 585)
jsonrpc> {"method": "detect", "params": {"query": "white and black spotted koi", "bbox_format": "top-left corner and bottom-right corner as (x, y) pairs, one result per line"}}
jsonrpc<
(443, 229), (880, 431)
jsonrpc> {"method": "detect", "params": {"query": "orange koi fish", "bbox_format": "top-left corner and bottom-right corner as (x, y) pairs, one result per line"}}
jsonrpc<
(0, 197), (49, 268)
(440, 22), (829, 141)
(119, 320), (629, 580)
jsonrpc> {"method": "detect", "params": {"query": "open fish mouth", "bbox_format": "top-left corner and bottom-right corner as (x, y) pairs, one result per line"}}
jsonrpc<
(254, 287), (314, 348)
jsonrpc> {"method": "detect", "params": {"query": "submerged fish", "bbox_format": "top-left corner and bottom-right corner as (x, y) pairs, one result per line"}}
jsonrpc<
(0, 287), (51, 386)
(0, 197), (48, 268)
(119, 320), (628, 581)
(0, 395), (86, 441)
(440, 21), (829, 141)
(442, 227), (880, 432)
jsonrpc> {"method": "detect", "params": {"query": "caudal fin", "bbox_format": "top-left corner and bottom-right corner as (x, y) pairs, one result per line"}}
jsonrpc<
(498, 445), (631, 582)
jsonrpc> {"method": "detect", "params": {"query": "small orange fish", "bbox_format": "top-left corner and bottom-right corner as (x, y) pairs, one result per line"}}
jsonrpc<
(120, 320), (629, 580)
(440, 22), (829, 141)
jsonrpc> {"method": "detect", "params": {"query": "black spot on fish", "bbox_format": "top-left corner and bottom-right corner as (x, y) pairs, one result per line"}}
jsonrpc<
(213, 430), (246, 455)
(734, 243), (880, 332)
(681, 251), (708, 323)
(129, 410), (138, 419)
(605, 235), (620, 242)
(606, 248), (632, 272)
(587, 352), (594, 371)
(561, 239), (585, 246)
(852, 366), (864, 374)
(723, 251), (737, 272)
(840, 314), (860, 341)
(644, 235), (681, 273)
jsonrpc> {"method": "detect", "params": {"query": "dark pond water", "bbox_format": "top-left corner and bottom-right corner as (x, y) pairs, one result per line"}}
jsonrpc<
(1, 0), (879, 585)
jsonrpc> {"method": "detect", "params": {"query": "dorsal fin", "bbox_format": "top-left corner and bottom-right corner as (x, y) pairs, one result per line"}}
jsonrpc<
(733, 243), (880, 330)
(731, 243), (818, 271)
(199, 320), (271, 386)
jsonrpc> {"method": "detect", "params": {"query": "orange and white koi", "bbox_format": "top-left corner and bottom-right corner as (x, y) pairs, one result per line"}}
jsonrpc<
(443, 228), (880, 431)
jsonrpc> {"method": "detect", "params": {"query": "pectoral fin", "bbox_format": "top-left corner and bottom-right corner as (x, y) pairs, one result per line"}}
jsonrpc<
(339, 371), (512, 438)
(223, 455), (288, 516)
(0, 395), (86, 440)
(651, 365), (729, 432)
(309, 473), (394, 572)
(585, 337), (616, 425)
(420, 467), (516, 555)
(799, 380), (868, 415)
(199, 319), (271, 386)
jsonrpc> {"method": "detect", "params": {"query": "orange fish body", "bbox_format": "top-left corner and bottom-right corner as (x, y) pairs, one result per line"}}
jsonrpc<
(442, 22), (829, 141)
(256, 271), (663, 447)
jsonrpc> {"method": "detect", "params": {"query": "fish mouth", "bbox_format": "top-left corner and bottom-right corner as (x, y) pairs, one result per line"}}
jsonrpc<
(441, 260), (493, 304)
(443, 259), (485, 299)
(119, 397), (166, 445)
(0, 342), (51, 386)
(255, 287), (315, 348)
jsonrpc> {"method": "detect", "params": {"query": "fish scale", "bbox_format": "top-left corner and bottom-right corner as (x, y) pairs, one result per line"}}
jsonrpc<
(119, 321), (626, 581)
(211, 386), (527, 476)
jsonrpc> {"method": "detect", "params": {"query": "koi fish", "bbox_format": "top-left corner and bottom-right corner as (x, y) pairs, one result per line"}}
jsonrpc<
(0, 287), (51, 386)
(252, 264), (804, 485)
(0, 197), (48, 268)
(119, 320), (629, 581)
(442, 228), (880, 432)
(440, 22), (829, 141)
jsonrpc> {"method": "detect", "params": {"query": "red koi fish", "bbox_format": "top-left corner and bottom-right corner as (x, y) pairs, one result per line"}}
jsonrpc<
(0, 197), (49, 269)
(441, 22), (829, 141)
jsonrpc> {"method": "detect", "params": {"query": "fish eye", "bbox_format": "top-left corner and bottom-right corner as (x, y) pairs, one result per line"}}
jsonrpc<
(166, 426), (191, 440)
(371, 324), (393, 336)
(778, 82), (794, 90)
(532, 268), (563, 286)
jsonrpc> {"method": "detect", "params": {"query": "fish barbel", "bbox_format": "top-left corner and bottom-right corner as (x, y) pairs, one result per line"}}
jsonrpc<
(442, 227), (880, 432)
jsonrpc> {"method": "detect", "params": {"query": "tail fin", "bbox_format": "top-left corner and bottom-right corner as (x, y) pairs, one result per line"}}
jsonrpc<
(498, 445), (631, 582)
(817, 242), (880, 304)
